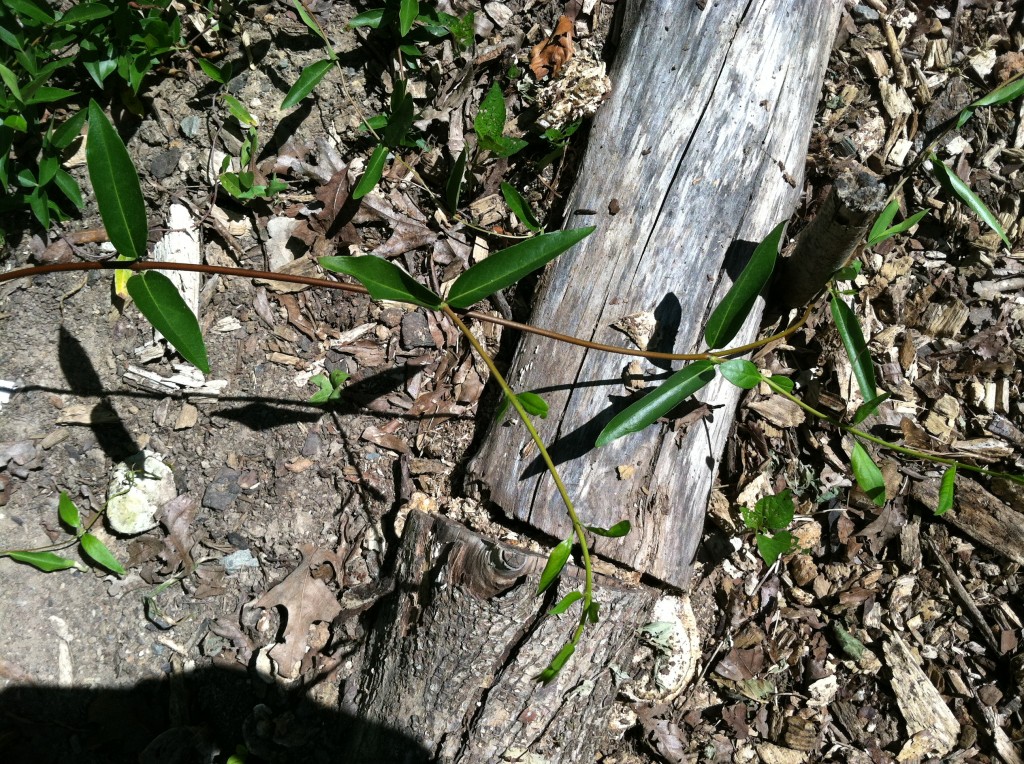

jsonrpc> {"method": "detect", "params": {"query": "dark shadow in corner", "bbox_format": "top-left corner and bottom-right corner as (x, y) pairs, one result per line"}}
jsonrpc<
(649, 293), (683, 371)
(0, 664), (430, 764)
(58, 326), (140, 462)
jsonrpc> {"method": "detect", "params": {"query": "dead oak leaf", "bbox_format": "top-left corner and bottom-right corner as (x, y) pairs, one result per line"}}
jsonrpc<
(530, 15), (574, 79)
(251, 545), (342, 679)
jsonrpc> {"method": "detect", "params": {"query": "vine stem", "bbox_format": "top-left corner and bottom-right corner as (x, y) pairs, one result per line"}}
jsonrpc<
(762, 376), (1024, 485)
(0, 260), (809, 363)
(441, 305), (594, 646)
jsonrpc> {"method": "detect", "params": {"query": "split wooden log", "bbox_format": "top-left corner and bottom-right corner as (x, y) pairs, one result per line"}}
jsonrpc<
(468, 0), (844, 588)
(343, 510), (655, 763)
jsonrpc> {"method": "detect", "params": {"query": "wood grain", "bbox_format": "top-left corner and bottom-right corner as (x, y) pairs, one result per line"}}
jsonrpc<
(468, 0), (844, 587)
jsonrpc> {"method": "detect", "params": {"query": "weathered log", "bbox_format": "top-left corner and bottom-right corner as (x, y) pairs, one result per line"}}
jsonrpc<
(344, 510), (655, 763)
(775, 159), (888, 308)
(468, 0), (844, 587)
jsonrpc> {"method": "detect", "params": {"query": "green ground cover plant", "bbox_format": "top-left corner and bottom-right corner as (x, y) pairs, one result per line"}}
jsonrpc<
(1, 0), (1023, 682)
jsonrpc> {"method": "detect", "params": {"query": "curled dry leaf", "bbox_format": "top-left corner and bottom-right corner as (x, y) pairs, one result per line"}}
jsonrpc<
(530, 15), (574, 79)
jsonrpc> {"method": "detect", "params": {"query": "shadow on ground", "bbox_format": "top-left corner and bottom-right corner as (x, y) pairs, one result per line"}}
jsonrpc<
(0, 664), (430, 764)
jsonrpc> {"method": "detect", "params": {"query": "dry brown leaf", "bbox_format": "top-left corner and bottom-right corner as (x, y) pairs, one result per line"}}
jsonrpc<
(157, 493), (198, 576)
(530, 15), (574, 79)
(251, 545), (342, 679)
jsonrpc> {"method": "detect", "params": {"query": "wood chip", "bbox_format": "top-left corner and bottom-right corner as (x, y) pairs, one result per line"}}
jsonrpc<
(747, 396), (805, 428)
(883, 633), (960, 760)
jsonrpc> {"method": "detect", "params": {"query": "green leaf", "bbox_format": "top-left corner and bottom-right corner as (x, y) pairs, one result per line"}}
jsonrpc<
(867, 199), (929, 246)
(445, 146), (467, 212)
(58, 2), (115, 24)
(53, 169), (83, 208)
(500, 182), (541, 232)
(852, 392), (890, 426)
(587, 601), (599, 623)
(536, 642), (575, 683)
(586, 520), (631, 538)
(832, 260), (863, 282)
(756, 489), (794, 531)
(474, 83), (506, 141)
(6, 551), (77, 572)
(126, 272), (211, 373)
(705, 220), (785, 349)
(478, 133), (528, 158)
(756, 531), (795, 567)
(50, 108), (87, 149)
(399, 0), (419, 36)
(319, 255), (442, 308)
(383, 80), (414, 148)
(223, 93), (256, 126)
(308, 370), (349, 404)
(80, 532), (126, 575)
(197, 57), (225, 83)
(7, 0), (56, 24)
(446, 226), (594, 308)
(830, 295), (877, 402)
(293, 0), (330, 45)
(59, 492), (81, 529)
(348, 8), (384, 28)
(281, 59), (333, 109)
(360, 114), (389, 132)
(769, 375), (794, 394)
(850, 441), (886, 507)
(537, 536), (572, 594)
(936, 465), (956, 517)
(86, 101), (148, 260)
(547, 591), (583, 616)
(929, 155), (1010, 248)
(596, 361), (717, 447)
(517, 391), (548, 418)
(718, 359), (762, 389)
(447, 11), (474, 49)
(353, 143), (388, 199)
(958, 76), (1024, 128)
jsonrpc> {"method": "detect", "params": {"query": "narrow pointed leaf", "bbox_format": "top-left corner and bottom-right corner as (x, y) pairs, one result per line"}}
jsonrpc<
(517, 391), (548, 418)
(6, 551), (78, 572)
(867, 200), (928, 246)
(936, 465), (956, 516)
(596, 361), (716, 447)
(281, 59), (333, 109)
(348, 9), (384, 28)
(320, 255), (442, 308)
(705, 220), (785, 348)
(718, 359), (762, 389)
(59, 492), (81, 529)
(445, 146), (467, 211)
(547, 591), (583, 616)
(126, 272), (210, 373)
(537, 536), (572, 594)
(447, 226), (594, 308)
(586, 520), (631, 538)
(86, 100), (147, 260)
(536, 642), (575, 683)
(852, 392), (890, 425)
(500, 182), (541, 232)
(80, 532), (126, 575)
(353, 143), (388, 199)
(294, 0), (330, 44)
(830, 295), (876, 402)
(769, 375), (794, 394)
(957, 77), (1024, 127)
(383, 81), (414, 148)
(850, 441), (886, 507)
(929, 155), (1010, 248)
(399, 0), (419, 36)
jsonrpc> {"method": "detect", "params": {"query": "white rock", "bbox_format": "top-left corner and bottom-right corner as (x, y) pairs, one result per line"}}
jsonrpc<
(106, 451), (176, 535)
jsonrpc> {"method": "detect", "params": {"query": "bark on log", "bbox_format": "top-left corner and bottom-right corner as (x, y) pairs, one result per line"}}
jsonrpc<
(344, 510), (655, 764)
(775, 159), (888, 308)
(468, 0), (843, 588)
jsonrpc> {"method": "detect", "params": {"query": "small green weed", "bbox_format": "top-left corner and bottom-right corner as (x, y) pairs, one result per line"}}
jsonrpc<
(741, 490), (798, 567)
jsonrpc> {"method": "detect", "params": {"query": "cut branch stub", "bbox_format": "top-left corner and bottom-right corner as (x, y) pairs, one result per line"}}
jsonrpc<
(774, 159), (887, 308)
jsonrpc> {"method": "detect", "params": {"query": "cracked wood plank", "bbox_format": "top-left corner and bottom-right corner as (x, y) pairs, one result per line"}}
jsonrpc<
(468, 0), (843, 588)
